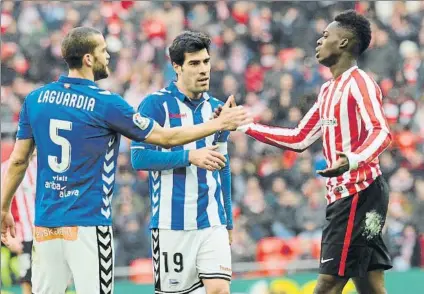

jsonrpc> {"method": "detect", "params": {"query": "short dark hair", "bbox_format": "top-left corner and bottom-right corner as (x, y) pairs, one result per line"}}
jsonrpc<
(61, 27), (102, 69)
(334, 10), (371, 56)
(169, 31), (211, 66)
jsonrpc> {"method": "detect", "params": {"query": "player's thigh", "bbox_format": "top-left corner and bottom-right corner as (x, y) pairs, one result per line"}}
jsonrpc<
(352, 270), (386, 294)
(32, 227), (71, 294)
(65, 226), (114, 294)
(152, 229), (203, 294)
(197, 226), (232, 288)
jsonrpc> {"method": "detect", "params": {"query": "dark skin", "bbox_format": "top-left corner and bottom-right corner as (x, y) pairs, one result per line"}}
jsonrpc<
(312, 21), (386, 294)
(314, 21), (357, 178)
(213, 22), (353, 178)
(214, 21), (387, 294)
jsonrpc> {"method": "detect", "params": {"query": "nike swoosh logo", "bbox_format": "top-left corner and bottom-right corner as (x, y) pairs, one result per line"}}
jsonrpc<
(321, 258), (334, 263)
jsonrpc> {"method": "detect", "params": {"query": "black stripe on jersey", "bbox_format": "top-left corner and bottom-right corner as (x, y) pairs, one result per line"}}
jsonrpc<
(96, 226), (113, 294)
(155, 280), (203, 294)
(198, 272), (232, 281)
(152, 229), (161, 291)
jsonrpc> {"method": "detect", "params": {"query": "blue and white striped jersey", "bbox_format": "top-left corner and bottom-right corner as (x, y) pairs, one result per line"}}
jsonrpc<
(131, 82), (231, 230)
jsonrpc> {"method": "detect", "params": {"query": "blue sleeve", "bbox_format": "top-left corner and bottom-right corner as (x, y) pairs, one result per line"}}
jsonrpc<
(131, 147), (190, 171)
(216, 130), (233, 230)
(131, 95), (190, 171)
(220, 154), (232, 230)
(103, 95), (155, 142)
(16, 98), (33, 139)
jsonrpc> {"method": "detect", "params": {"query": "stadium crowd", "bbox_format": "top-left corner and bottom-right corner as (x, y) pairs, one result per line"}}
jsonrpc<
(1, 0), (423, 279)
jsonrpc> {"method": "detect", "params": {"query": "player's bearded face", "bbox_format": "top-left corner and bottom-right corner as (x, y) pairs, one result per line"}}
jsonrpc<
(90, 35), (110, 81)
(180, 49), (211, 95)
(92, 55), (109, 81)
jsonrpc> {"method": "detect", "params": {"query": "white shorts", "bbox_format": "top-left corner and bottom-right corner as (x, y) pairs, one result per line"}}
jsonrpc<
(32, 225), (114, 294)
(152, 225), (232, 294)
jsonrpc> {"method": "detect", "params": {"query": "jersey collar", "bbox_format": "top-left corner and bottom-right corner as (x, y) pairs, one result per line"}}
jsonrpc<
(167, 81), (210, 103)
(58, 75), (97, 87)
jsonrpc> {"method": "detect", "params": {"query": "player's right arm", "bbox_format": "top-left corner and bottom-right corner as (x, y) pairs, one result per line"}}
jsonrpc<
(145, 96), (249, 149)
(238, 101), (322, 152)
(104, 94), (250, 149)
(1, 99), (35, 241)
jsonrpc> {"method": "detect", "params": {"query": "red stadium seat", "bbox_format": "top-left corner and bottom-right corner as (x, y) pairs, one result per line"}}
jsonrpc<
(256, 237), (299, 276)
(129, 258), (154, 284)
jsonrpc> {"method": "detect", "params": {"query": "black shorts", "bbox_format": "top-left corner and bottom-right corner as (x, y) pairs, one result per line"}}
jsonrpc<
(18, 241), (33, 284)
(319, 176), (393, 278)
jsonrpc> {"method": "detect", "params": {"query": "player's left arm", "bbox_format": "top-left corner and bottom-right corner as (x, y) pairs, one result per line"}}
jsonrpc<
(345, 71), (392, 170)
(217, 131), (233, 243)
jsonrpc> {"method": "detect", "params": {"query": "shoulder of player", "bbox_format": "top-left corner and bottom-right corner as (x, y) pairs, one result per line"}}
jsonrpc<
(23, 84), (48, 102)
(350, 67), (376, 84)
(82, 84), (121, 99)
(138, 89), (173, 108)
(205, 93), (225, 107)
(317, 80), (332, 98)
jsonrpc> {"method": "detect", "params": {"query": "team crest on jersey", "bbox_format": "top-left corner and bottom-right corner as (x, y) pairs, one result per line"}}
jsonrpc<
(133, 113), (150, 130)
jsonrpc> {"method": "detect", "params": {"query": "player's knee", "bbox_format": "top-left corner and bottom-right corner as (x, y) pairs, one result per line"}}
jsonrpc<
(314, 274), (347, 294)
(355, 272), (387, 294)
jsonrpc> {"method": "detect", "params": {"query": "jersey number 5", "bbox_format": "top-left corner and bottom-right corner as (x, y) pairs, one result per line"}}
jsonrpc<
(48, 119), (72, 173)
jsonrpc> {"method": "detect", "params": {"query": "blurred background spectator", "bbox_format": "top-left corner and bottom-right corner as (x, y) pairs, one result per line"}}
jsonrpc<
(1, 0), (423, 277)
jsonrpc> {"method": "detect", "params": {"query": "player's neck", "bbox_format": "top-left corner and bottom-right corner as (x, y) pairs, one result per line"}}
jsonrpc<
(67, 68), (95, 82)
(330, 57), (357, 80)
(175, 80), (202, 100)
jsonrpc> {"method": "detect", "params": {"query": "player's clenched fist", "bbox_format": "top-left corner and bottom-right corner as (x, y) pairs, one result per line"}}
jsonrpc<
(189, 145), (227, 171)
(216, 95), (252, 131)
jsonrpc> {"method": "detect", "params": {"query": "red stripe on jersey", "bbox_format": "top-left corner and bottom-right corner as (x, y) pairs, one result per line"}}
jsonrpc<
(244, 66), (391, 204)
(320, 82), (337, 167)
(333, 77), (353, 200)
(1, 159), (36, 241)
(339, 193), (359, 276)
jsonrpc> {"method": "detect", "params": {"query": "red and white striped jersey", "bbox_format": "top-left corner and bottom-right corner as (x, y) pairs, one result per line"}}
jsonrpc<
(1, 157), (37, 241)
(242, 66), (392, 204)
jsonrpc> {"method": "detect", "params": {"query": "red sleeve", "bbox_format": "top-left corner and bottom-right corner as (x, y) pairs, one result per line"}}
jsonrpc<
(346, 70), (392, 170)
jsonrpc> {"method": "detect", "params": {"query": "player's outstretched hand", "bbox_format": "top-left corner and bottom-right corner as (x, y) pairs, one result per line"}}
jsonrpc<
(189, 146), (227, 171)
(317, 151), (349, 177)
(217, 95), (252, 131)
(1, 211), (16, 246)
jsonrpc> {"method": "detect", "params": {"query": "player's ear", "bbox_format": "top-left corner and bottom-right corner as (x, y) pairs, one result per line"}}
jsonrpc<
(83, 54), (93, 67)
(339, 38), (349, 49)
(172, 62), (182, 76)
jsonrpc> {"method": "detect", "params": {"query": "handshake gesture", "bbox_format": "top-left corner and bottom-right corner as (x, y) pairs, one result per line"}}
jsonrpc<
(214, 95), (251, 131)
(190, 95), (251, 172)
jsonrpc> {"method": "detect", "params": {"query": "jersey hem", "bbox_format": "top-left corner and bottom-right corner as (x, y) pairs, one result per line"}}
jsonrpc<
(149, 223), (226, 231)
(34, 221), (112, 227)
